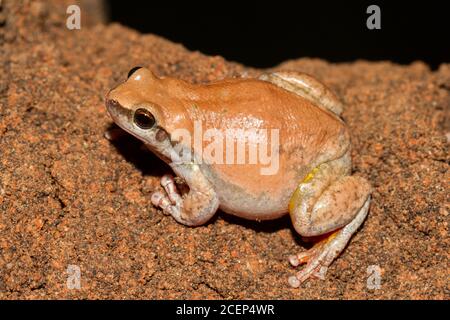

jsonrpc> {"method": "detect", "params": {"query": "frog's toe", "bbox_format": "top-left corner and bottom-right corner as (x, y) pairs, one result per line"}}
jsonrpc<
(151, 175), (187, 221)
(288, 245), (322, 267)
(288, 265), (328, 288)
(160, 174), (183, 205)
(151, 191), (173, 216)
(288, 231), (344, 287)
(288, 252), (330, 287)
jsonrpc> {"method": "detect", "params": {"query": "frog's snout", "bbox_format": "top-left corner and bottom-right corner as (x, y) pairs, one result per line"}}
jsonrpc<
(105, 98), (132, 122)
(105, 98), (121, 111)
(105, 98), (121, 116)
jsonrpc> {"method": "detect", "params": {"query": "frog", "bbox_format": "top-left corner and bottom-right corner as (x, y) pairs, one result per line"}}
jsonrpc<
(105, 67), (372, 287)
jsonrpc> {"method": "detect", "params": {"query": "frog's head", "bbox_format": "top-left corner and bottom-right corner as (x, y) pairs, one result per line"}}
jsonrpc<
(105, 67), (175, 160)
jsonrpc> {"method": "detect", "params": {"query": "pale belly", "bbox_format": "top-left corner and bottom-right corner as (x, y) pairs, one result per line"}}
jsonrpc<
(200, 161), (308, 220)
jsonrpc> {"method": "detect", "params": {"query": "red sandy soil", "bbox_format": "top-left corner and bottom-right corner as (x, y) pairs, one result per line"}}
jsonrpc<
(0, 1), (448, 299)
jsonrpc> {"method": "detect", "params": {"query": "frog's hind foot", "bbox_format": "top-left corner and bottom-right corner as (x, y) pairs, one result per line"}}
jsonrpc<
(287, 197), (370, 288)
(287, 232), (337, 287)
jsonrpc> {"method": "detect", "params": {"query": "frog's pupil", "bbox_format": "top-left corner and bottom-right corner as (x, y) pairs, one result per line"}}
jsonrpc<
(134, 108), (155, 129)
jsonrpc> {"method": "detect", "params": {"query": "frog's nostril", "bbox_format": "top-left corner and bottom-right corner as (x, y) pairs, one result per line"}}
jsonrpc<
(106, 99), (132, 121)
(106, 99), (121, 110)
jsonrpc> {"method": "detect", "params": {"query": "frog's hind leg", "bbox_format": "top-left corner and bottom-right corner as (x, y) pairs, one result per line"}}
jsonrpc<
(288, 198), (370, 287)
(287, 155), (371, 287)
(259, 71), (344, 116)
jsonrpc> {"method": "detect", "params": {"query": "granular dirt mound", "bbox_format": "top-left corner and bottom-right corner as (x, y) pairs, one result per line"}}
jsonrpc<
(0, 1), (448, 299)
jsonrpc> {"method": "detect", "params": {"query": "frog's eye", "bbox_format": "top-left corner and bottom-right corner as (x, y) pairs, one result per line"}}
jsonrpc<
(127, 66), (142, 78)
(133, 108), (155, 129)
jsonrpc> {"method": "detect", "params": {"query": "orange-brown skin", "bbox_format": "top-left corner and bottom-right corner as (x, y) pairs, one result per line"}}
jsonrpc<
(107, 68), (350, 218)
(105, 67), (371, 287)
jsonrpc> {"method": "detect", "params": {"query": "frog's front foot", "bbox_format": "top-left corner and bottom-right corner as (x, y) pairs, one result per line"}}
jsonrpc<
(151, 173), (219, 227)
(151, 174), (184, 217)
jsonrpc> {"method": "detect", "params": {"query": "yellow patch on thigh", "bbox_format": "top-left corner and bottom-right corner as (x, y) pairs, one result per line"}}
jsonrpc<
(289, 165), (321, 213)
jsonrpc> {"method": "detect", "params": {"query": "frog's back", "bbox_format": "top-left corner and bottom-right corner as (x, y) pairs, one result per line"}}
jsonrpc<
(189, 78), (351, 219)
(192, 78), (348, 159)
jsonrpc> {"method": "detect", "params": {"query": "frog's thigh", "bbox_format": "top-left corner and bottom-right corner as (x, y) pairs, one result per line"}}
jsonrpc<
(289, 162), (371, 237)
(259, 71), (343, 116)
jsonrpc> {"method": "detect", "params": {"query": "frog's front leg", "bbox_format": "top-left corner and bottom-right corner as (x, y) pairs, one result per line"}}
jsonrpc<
(259, 71), (343, 116)
(151, 164), (219, 227)
(288, 154), (371, 287)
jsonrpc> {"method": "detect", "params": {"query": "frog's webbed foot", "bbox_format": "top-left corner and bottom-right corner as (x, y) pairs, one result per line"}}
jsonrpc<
(151, 173), (219, 227)
(288, 197), (370, 287)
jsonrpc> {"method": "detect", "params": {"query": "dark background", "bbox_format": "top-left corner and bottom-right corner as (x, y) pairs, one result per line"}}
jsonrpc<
(108, 1), (449, 69)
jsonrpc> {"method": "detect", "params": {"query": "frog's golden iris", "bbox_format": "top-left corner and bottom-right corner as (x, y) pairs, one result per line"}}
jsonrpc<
(133, 108), (156, 129)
